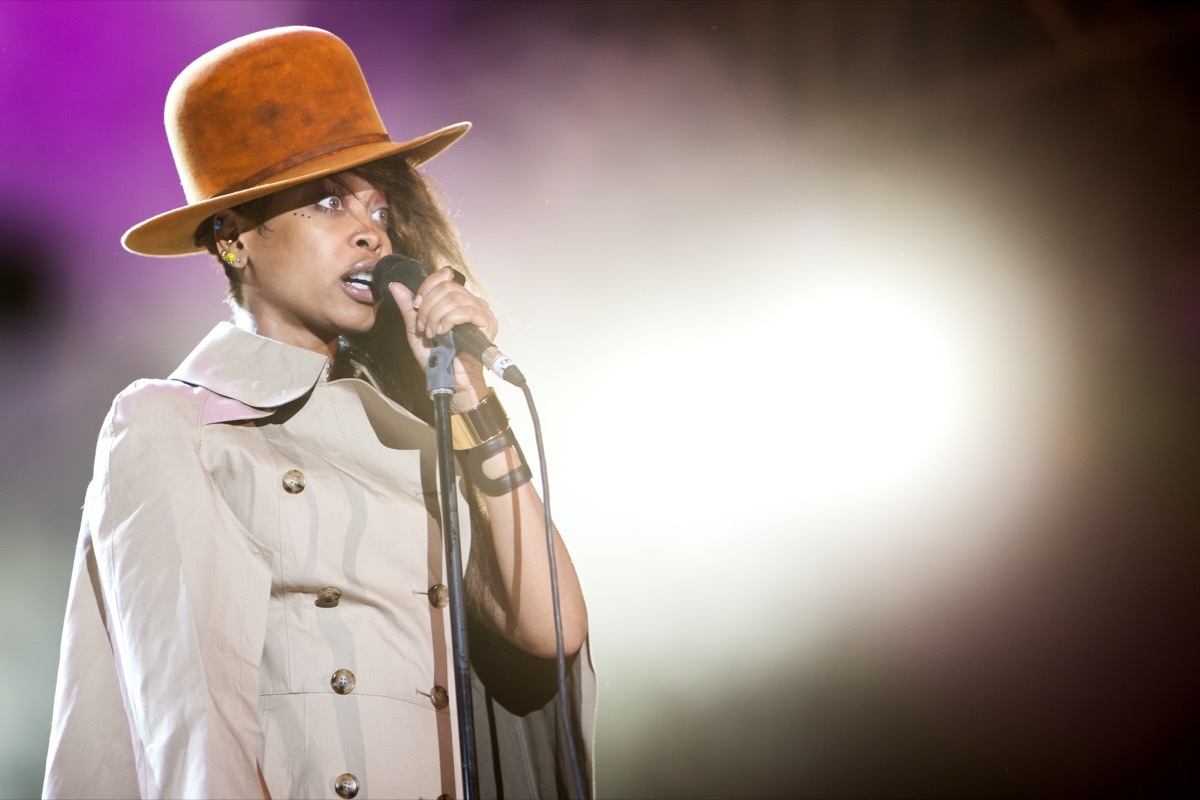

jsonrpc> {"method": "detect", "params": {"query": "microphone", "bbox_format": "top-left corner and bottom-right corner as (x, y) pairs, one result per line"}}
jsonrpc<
(375, 254), (526, 386)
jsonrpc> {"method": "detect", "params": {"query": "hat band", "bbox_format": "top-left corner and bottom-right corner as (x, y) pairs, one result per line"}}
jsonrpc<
(210, 133), (393, 198)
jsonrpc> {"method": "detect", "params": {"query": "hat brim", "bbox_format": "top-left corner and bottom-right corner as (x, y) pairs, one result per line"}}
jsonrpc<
(122, 122), (470, 257)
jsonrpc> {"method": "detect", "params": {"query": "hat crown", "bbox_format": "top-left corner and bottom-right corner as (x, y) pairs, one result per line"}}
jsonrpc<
(166, 27), (388, 203)
(123, 26), (468, 257)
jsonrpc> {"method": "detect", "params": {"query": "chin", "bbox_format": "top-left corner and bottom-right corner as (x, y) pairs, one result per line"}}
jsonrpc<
(338, 310), (378, 336)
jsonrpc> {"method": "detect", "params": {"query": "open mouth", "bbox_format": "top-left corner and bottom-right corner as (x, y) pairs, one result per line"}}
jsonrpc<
(341, 264), (377, 303)
(343, 271), (373, 289)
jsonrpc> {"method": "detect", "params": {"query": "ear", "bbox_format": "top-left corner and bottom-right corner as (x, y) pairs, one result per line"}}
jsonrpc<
(213, 212), (246, 269)
(213, 210), (250, 244)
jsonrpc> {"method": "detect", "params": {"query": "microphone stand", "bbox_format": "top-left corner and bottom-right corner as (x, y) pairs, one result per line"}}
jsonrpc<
(425, 331), (479, 800)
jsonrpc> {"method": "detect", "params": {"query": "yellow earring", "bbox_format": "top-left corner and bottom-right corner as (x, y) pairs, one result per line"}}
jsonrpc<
(220, 237), (243, 266)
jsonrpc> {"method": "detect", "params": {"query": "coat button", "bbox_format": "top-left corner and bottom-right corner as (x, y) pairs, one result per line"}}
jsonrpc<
(333, 773), (360, 798)
(316, 586), (342, 608)
(428, 583), (449, 609)
(430, 685), (449, 710)
(282, 469), (306, 494)
(331, 669), (356, 695)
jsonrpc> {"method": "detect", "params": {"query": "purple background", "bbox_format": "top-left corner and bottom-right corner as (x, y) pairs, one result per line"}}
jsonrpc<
(3, 2), (1200, 798)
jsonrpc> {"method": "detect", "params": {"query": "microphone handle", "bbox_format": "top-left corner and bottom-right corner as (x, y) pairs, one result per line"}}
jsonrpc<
(452, 326), (523, 385)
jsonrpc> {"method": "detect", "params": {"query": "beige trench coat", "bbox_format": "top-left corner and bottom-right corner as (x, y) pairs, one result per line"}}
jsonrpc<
(43, 323), (596, 800)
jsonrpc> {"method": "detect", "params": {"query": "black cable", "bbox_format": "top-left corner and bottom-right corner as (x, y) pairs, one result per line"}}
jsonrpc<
(519, 380), (587, 799)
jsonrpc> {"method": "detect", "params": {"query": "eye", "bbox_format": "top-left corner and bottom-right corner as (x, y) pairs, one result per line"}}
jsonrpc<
(316, 195), (343, 212)
(371, 207), (389, 225)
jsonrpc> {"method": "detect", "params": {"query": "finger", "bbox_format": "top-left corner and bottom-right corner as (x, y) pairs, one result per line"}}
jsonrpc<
(415, 271), (489, 319)
(419, 287), (496, 338)
(427, 303), (496, 339)
(388, 280), (416, 311)
(388, 282), (424, 336)
(414, 266), (459, 301)
(404, 267), (441, 314)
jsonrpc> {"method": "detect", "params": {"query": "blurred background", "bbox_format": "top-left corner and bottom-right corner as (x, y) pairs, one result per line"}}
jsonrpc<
(3, 1), (1199, 797)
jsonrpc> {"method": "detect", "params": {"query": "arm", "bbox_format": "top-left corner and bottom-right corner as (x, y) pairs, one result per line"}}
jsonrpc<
(48, 383), (273, 799)
(455, 387), (589, 659)
(44, 493), (141, 799)
(390, 272), (589, 658)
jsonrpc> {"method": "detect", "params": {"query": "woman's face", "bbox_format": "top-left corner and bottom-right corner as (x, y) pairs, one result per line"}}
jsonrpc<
(233, 172), (391, 354)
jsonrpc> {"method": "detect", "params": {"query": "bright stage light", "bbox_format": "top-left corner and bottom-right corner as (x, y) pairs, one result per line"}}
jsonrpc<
(766, 265), (984, 512)
(536, 178), (1073, 679)
(564, 195), (1068, 539)
(492, 137), (1075, 673)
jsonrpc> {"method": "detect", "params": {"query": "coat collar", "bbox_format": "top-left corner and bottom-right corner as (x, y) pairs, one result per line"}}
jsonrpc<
(170, 322), (330, 412)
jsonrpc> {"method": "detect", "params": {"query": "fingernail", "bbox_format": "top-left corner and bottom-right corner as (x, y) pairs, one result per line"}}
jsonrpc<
(413, 295), (423, 310)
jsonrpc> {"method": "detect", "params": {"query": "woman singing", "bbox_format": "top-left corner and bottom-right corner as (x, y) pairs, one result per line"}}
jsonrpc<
(43, 26), (593, 800)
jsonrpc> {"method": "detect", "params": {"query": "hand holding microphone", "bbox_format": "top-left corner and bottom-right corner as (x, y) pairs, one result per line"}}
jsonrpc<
(376, 254), (526, 387)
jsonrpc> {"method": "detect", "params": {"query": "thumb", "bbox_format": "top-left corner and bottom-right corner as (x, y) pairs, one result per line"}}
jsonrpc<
(388, 281), (416, 314)
(388, 281), (427, 341)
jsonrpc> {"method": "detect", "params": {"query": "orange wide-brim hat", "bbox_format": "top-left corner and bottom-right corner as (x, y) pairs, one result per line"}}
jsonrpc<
(122, 26), (469, 257)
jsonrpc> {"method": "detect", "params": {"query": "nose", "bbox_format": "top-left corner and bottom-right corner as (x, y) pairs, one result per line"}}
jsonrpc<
(347, 203), (383, 252)
(354, 229), (380, 251)
(351, 219), (381, 252)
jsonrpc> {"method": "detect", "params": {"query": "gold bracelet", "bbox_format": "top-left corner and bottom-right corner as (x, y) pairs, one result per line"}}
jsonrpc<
(450, 389), (509, 450)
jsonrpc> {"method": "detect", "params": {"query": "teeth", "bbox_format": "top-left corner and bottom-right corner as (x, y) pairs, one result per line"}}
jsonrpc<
(344, 270), (373, 286)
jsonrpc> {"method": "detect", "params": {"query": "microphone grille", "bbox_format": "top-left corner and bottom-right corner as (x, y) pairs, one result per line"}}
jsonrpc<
(375, 254), (427, 293)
